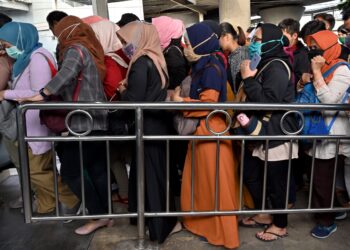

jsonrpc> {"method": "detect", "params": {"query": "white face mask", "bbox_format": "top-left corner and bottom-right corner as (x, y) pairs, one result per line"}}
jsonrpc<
(57, 23), (80, 40)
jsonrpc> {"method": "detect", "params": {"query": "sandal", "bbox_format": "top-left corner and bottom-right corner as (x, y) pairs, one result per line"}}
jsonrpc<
(239, 216), (271, 228)
(255, 228), (288, 242)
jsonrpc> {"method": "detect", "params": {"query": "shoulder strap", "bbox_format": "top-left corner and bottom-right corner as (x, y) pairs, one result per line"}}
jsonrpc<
(256, 59), (291, 80)
(35, 52), (57, 77)
(323, 62), (350, 78)
(327, 85), (350, 132)
(164, 45), (183, 56)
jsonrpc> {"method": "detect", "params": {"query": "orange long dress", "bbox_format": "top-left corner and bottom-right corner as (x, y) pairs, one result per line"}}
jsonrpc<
(181, 89), (240, 249)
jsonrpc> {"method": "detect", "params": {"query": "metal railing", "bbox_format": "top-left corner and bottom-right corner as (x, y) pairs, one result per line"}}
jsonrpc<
(17, 102), (350, 241)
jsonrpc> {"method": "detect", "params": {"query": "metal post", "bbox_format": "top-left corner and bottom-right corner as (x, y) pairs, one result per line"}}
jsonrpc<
(51, 142), (60, 216)
(136, 108), (145, 240)
(330, 139), (340, 208)
(18, 108), (32, 223)
(308, 140), (317, 209)
(79, 141), (86, 215)
(191, 140), (195, 211)
(214, 140), (220, 211)
(285, 140), (293, 209)
(261, 140), (269, 210)
(166, 140), (170, 212)
(106, 141), (112, 214)
(239, 140), (245, 210)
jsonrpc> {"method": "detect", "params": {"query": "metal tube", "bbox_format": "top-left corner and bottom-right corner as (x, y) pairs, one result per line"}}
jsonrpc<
(214, 140), (220, 211)
(261, 140), (269, 210)
(330, 139), (340, 208)
(51, 142), (59, 216)
(285, 140), (293, 209)
(166, 140), (170, 212)
(136, 108), (145, 240)
(106, 141), (112, 214)
(308, 140), (317, 209)
(17, 107), (32, 223)
(79, 141), (86, 216)
(191, 140), (195, 211)
(239, 140), (245, 210)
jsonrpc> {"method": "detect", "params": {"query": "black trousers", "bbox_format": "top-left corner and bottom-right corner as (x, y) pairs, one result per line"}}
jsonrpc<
(128, 141), (177, 243)
(312, 156), (344, 226)
(243, 149), (289, 228)
(56, 133), (108, 215)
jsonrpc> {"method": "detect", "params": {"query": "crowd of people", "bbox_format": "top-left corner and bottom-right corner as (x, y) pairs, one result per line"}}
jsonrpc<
(0, 7), (350, 249)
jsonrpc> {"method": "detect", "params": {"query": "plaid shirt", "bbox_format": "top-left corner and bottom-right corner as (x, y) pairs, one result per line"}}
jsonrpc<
(46, 44), (108, 133)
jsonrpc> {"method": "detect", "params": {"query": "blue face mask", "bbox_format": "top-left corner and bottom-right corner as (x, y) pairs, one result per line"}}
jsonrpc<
(5, 46), (24, 60)
(248, 36), (284, 59)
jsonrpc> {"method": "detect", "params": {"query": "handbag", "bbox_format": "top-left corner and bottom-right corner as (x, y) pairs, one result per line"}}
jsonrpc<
(173, 62), (223, 135)
(39, 46), (84, 134)
(0, 100), (17, 141)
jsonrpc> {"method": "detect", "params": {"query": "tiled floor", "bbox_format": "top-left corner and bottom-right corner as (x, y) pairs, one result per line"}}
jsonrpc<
(1, 173), (350, 250)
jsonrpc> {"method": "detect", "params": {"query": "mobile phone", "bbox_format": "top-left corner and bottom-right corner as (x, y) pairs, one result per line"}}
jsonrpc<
(250, 53), (261, 70)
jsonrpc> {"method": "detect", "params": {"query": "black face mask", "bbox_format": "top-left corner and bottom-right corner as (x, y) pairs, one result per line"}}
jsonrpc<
(308, 48), (324, 61)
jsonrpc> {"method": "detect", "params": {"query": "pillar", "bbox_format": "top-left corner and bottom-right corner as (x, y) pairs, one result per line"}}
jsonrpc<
(259, 5), (305, 24)
(219, 0), (251, 30)
(92, 0), (109, 19)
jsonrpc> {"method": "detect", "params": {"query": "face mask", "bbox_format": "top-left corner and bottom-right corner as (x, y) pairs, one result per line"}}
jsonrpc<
(339, 37), (346, 45)
(122, 43), (137, 59)
(307, 48), (324, 61)
(6, 46), (24, 59)
(184, 45), (203, 62)
(248, 36), (284, 59)
(248, 41), (262, 59)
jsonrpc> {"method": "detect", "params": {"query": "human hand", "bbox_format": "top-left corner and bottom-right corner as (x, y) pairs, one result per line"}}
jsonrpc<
(117, 79), (127, 93)
(240, 60), (258, 79)
(16, 94), (44, 103)
(311, 55), (326, 73)
(171, 86), (183, 102)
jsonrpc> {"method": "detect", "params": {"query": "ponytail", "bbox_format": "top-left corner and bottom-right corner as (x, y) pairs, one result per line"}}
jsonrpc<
(237, 26), (246, 46)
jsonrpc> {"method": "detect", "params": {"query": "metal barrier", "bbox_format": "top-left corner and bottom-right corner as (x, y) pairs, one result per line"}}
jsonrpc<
(17, 102), (350, 242)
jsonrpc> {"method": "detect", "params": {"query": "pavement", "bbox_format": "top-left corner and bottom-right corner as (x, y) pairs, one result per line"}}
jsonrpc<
(1, 173), (350, 250)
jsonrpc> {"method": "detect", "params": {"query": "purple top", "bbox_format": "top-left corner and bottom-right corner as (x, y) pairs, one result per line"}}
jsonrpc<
(4, 47), (56, 155)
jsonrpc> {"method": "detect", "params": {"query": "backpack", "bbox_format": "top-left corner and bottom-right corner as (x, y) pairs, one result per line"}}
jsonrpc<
(296, 62), (350, 142)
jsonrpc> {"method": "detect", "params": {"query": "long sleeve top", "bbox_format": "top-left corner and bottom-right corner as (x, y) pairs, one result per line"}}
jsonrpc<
(45, 44), (108, 133)
(4, 47), (54, 155)
(307, 65), (350, 159)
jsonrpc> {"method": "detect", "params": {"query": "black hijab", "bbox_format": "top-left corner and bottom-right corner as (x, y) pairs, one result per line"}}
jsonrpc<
(258, 23), (291, 69)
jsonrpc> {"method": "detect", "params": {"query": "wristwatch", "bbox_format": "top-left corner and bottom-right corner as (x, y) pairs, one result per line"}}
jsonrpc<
(39, 88), (50, 101)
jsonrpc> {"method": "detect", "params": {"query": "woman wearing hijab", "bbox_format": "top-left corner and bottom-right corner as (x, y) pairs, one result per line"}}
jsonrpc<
(88, 19), (128, 99)
(117, 21), (179, 243)
(302, 30), (350, 239)
(20, 16), (111, 235)
(172, 23), (240, 249)
(0, 22), (79, 214)
(239, 23), (297, 241)
(152, 16), (187, 90)
(86, 18), (130, 203)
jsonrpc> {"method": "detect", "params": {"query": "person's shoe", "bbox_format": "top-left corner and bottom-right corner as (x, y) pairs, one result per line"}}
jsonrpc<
(311, 224), (337, 239)
(60, 201), (83, 224)
(74, 219), (114, 235)
(335, 212), (347, 220)
(8, 196), (23, 209)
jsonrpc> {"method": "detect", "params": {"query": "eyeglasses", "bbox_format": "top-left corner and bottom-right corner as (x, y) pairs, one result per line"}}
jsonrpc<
(251, 36), (262, 42)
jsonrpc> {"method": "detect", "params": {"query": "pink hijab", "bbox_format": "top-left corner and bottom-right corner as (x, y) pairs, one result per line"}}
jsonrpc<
(82, 15), (108, 25)
(117, 21), (168, 89)
(88, 20), (127, 67)
(152, 16), (185, 50)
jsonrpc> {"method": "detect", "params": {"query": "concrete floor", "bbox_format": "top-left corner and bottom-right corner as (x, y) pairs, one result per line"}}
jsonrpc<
(1, 174), (350, 250)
